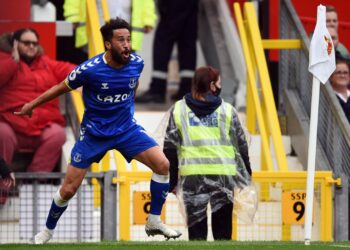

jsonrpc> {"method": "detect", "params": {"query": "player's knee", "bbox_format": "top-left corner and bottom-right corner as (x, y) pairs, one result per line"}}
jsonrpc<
(54, 188), (69, 206)
(154, 157), (169, 175)
(60, 185), (78, 200)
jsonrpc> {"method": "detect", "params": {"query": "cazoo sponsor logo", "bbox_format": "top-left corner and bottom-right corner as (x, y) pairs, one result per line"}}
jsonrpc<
(96, 92), (132, 103)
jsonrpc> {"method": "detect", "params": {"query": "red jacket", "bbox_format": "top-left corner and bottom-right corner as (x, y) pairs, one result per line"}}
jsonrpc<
(0, 51), (75, 136)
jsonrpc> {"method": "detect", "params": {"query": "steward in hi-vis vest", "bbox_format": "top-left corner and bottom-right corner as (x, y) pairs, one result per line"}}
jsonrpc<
(163, 66), (252, 241)
(63, 0), (157, 52)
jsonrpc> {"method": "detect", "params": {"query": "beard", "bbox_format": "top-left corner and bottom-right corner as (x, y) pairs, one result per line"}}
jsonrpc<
(20, 53), (36, 65)
(111, 49), (130, 65)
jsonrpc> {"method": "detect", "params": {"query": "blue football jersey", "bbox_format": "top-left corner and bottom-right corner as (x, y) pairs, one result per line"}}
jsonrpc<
(65, 52), (144, 137)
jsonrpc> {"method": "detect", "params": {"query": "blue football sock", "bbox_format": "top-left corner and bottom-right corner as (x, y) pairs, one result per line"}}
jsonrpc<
(150, 174), (169, 215)
(45, 199), (68, 230)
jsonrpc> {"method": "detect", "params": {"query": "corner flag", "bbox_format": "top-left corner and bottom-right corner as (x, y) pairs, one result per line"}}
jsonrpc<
(308, 5), (336, 84)
(304, 4), (336, 245)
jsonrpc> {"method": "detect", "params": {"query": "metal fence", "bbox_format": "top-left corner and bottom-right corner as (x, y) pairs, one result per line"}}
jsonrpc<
(0, 170), (336, 242)
(0, 172), (116, 243)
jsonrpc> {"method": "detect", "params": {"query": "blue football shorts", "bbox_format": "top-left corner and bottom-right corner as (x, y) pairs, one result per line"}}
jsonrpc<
(70, 124), (158, 168)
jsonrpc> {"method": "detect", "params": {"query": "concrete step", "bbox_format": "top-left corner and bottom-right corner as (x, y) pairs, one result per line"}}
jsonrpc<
(249, 134), (303, 171)
(248, 135), (292, 157)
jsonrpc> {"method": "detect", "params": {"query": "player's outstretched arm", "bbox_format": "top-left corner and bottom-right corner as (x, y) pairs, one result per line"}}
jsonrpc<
(14, 80), (72, 117)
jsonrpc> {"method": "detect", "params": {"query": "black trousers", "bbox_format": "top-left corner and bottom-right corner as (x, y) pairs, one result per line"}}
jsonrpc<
(182, 175), (234, 240)
(187, 202), (233, 240)
(150, 0), (198, 94)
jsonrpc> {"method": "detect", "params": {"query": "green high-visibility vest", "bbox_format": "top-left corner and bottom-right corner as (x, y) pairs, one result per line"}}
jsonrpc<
(173, 100), (237, 176)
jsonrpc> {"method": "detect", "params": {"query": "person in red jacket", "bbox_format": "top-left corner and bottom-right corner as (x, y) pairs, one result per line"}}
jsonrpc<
(0, 28), (75, 172)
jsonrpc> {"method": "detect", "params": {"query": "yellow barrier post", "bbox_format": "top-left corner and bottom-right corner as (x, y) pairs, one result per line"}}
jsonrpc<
(232, 214), (238, 240)
(114, 151), (127, 171)
(86, 0), (105, 57)
(260, 96), (271, 172)
(244, 3), (288, 171)
(114, 151), (132, 240)
(242, 8), (273, 198)
(101, 0), (110, 22)
(119, 177), (131, 240)
(91, 162), (101, 207)
(117, 171), (152, 240)
(262, 39), (301, 49)
(246, 76), (256, 133)
(101, 152), (110, 172)
(131, 160), (138, 171)
(70, 90), (85, 122)
(233, 3), (274, 171)
(246, 21), (258, 134)
(321, 177), (337, 241)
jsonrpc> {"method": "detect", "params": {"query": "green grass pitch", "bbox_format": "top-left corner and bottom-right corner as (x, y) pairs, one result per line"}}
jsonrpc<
(1, 241), (350, 250)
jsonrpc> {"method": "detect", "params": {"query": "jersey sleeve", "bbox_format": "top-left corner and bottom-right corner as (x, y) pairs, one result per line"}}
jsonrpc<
(138, 59), (144, 74)
(65, 64), (88, 89)
(131, 53), (144, 74)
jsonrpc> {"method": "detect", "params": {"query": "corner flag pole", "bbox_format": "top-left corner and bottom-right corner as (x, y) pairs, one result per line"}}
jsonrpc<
(304, 4), (336, 245)
(304, 76), (320, 245)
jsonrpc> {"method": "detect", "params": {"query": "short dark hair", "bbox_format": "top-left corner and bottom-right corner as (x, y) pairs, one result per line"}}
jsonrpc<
(12, 28), (39, 45)
(326, 5), (337, 14)
(192, 66), (220, 94)
(100, 17), (131, 42)
(335, 54), (350, 69)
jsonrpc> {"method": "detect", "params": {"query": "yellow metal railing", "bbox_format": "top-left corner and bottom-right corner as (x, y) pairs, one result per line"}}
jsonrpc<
(114, 170), (151, 240)
(262, 39), (301, 49)
(251, 171), (339, 241)
(101, 0), (110, 22)
(86, 0), (104, 58)
(114, 170), (338, 241)
(233, 2), (304, 172)
(70, 90), (84, 122)
(234, 3), (273, 172)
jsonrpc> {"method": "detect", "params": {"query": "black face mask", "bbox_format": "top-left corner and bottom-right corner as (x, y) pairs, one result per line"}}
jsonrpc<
(212, 86), (221, 96)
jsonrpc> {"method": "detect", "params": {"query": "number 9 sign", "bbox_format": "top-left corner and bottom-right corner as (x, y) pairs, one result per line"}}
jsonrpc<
(282, 191), (313, 225)
(133, 191), (166, 224)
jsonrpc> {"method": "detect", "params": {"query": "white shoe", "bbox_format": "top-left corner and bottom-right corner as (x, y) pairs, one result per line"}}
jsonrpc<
(145, 220), (182, 240)
(33, 228), (53, 244)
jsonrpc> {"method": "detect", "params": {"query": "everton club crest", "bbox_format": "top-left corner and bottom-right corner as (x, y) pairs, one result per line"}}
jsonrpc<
(129, 78), (137, 89)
